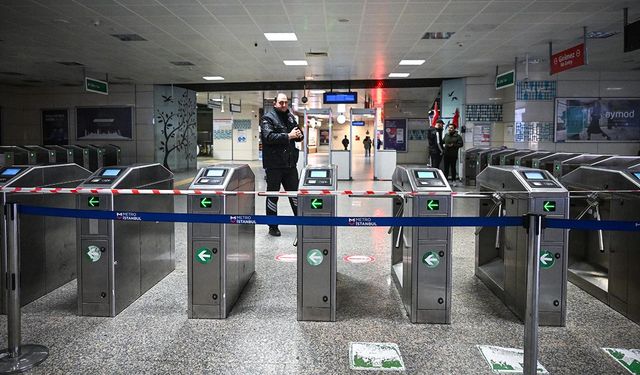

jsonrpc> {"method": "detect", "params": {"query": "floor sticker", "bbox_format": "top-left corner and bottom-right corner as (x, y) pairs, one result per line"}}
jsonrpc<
(349, 342), (405, 371)
(274, 254), (296, 263)
(603, 348), (640, 374)
(343, 255), (376, 264)
(477, 345), (548, 374)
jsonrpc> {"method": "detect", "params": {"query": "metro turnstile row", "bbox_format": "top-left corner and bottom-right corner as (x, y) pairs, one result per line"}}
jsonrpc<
(187, 164), (255, 319)
(0, 144), (120, 171)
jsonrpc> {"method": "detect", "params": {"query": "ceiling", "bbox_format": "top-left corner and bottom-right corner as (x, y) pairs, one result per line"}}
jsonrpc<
(1, 0), (640, 87)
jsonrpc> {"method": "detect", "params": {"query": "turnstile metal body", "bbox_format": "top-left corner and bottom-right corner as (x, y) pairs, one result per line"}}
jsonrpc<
(464, 147), (497, 187)
(0, 146), (36, 165)
(91, 144), (121, 166)
(297, 165), (337, 321)
(76, 145), (105, 171)
(500, 150), (534, 166)
(0, 150), (14, 167)
(476, 166), (569, 326)
(487, 149), (517, 166)
(24, 145), (56, 164)
(187, 164), (255, 319)
(76, 164), (175, 317)
(531, 153), (579, 173)
(60, 145), (91, 170)
(391, 166), (452, 323)
(591, 156), (640, 169)
(562, 166), (640, 325)
(0, 164), (91, 311)
(552, 154), (611, 178)
(514, 151), (554, 167)
(45, 145), (74, 164)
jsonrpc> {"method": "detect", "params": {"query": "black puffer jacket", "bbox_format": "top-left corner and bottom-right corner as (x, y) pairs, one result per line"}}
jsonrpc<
(260, 108), (303, 169)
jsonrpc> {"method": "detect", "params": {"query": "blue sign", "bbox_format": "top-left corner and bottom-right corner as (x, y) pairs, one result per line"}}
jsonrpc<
(352, 121), (365, 126)
(323, 92), (358, 104)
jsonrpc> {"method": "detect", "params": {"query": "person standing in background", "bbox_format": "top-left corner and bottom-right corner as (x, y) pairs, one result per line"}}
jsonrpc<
(442, 124), (463, 186)
(427, 119), (444, 169)
(363, 135), (372, 157)
(342, 135), (350, 150)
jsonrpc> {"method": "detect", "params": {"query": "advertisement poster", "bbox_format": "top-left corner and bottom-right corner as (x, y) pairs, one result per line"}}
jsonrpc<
(42, 109), (69, 145)
(383, 119), (407, 152)
(473, 122), (492, 146)
(76, 106), (133, 140)
(555, 98), (640, 142)
(319, 129), (329, 145)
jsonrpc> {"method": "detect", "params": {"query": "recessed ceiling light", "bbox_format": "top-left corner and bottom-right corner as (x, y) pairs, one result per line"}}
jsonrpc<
(399, 59), (425, 66)
(283, 60), (308, 66)
(264, 33), (298, 41)
(388, 73), (410, 78)
(488, 97), (502, 101)
(304, 76), (314, 80)
(310, 89), (325, 94)
(203, 76), (224, 80)
(606, 87), (622, 91)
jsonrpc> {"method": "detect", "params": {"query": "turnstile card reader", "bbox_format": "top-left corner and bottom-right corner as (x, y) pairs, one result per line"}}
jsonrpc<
(476, 166), (569, 326)
(392, 166), (452, 323)
(24, 145), (56, 164)
(187, 164), (255, 319)
(0, 150), (14, 167)
(0, 164), (91, 311)
(297, 165), (337, 321)
(76, 164), (174, 317)
(91, 144), (121, 166)
(60, 145), (90, 170)
(45, 145), (75, 164)
(0, 146), (36, 165)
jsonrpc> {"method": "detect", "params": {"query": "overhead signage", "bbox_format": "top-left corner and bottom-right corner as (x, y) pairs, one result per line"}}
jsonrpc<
(495, 70), (515, 90)
(351, 121), (365, 126)
(85, 77), (108, 95)
(323, 92), (358, 104)
(550, 43), (585, 75)
(624, 19), (640, 52)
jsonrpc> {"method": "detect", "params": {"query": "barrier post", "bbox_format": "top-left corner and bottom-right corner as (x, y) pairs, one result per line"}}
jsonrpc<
(523, 213), (542, 375)
(0, 203), (48, 373)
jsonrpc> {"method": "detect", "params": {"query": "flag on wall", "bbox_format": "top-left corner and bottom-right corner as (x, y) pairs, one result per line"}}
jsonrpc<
(430, 101), (440, 126)
(451, 108), (460, 129)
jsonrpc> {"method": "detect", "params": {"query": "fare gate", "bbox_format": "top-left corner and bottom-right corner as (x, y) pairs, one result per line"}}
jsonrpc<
(391, 166), (453, 324)
(297, 165), (337, 321)
(0, 164), (91, 311)
(464, 147), (502, 186)
(0, 147), (36, 165)
(45, 145), (74, 164)
(476, 166), (569, 326)
(531, 152), (579, 172)
(187, 164), (255, 319)
(76, 164), (174, 317)
(514, 151), (553, 167)
(60, 145), (91, 170)
(24, 146), (56, 164)
(552, 154), (612, 179)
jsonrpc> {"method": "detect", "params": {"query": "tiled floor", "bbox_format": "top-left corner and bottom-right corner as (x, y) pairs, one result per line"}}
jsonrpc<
(1, 154), (638, 374)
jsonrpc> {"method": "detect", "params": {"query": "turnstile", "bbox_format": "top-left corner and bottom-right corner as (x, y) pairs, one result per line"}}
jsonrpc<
(45, 145), (74, 164)
(0, 150), (14, 167)
(476, 166), (569, 326)
(0, 146), (36, 165)
(562, 166), (640, 325)
(0, 164), (91, 311)
(514, 151), (554, 167)
(391, 166), (452, 323)
(552, 154), (612, 178)
(91, 144), (121, 166)
(591, 156), (640, 169)
(76, 145), (105, 171)
(297, 165), (337, 321)
(464, 147), (497, 187)
(60, 145), (91, 170)
(187, 164), (255, 319)
(500, 150), (534, 166)
(76, 163), (175, 316)
(24, 145), (56, 164)
(531, 153), (579, 173)
(487, 148), (517, 166)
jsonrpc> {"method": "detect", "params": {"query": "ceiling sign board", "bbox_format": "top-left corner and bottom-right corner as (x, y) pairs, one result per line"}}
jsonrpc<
(351, 121), (365, 126)
(323, 92), (358, 104)
(495, 70), (514, 90)
(85, 77), (108, 95)
(550, 43), (585, 75)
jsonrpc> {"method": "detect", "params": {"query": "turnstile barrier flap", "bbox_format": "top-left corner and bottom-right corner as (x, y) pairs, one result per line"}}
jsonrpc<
(78, 163), (173, 188)
(0, 164), (91, 187)
(562, 166), (640, 191)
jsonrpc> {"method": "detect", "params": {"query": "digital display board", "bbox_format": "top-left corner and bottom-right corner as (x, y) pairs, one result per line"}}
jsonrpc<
(633, 172), (640, 180)
(351, 121), (365, 126)
(323, 92), (357, 104)
(101, 168), (122, 177)
(524, 171), (545, 180)
(416, 171), (436, 179)
(206, 169), (225, 177)
(310, 170), (328, 178)
(1, 168), (22, 176)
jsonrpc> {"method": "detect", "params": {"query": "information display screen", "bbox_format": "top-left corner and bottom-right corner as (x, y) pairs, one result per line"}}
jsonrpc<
(310, 170), (328, 178)
(1, 168), (22, 176)
(323, 92), (358, 104)
(524, 171), (545, 180)
(205, 169), (225, 177)
(416, 171), (436, 179)
(101, 168), (122, 177)
(633, 172), (640, 180)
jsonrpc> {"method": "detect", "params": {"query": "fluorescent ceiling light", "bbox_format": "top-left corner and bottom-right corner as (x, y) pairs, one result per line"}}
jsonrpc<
(283, 60), (308, 66)
(606, 87), (622, 91)
(310, 89), (325, 94)
(488, 97), (502, 101)
(399, 59), (425, 66)
(264, 33), (298, 41)
(388, 73), (410, 78)
(203, 76), (224, 80)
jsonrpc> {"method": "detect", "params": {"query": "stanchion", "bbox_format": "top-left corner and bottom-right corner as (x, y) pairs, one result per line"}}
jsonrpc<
(523, 213), (542, 375)
(0, 203), (48, 373)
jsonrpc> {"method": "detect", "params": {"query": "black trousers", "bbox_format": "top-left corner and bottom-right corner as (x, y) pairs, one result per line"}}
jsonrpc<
(443, 154), (458, 181)
(265, 167), (299, 229)
(429, 152), (442, 170)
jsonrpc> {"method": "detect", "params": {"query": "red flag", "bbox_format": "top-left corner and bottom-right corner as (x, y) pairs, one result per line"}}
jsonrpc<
(451, 108), (460, 129)
(430, 101), (439, 127)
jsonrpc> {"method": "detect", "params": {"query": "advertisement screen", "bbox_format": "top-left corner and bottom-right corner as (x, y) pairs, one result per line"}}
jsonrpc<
(555, 98), (640, 142)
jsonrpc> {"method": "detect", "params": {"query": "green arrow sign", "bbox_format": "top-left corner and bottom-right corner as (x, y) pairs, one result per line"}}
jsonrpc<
(422, 251), (440, 268)
(496, 70), (515, 89)
(427, 199), (439, 211)
(539, 250), (555, 269)
(86, 245), (101, 262)
(543, 201), (556, 212)
(85, 77), (108, 95)
(88, 196), (100, 207)
(311, 198), (323, 209)
(307, 249), (323, 266)
(195, 247), (213, 264)
(200, 197), (212, 208)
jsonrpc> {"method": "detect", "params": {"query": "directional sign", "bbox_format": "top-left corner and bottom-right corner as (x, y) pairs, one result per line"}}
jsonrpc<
(275, 253), (297, 263)
(543, 201), (556, 212)
(422, 251), (440, 268)
(343, 255), (375, 264)
(200, 197), (212, 208)
(307, 249), (323, 266)
(496, 70), (515, 90)
(311, 198), (323, 209)
(539, 250), (555, 269)
(85, 77), (109, 95)
(88, 196), (100, 207)
(86, 245), (101, 263)
(551, 43), (585, 75)
(427, 199), (440, 211)
(195, 247), (213, 264)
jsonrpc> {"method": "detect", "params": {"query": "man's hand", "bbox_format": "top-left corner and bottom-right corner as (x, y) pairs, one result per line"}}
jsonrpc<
(288, 127), (302, 140)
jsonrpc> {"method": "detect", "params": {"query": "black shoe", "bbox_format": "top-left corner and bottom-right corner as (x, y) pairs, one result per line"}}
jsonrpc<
(268, 227), (281, 236)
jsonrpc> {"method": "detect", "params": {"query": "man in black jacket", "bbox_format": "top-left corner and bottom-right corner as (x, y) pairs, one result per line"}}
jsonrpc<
(427, 119), (444, 169)
(260, 93), (303, 236)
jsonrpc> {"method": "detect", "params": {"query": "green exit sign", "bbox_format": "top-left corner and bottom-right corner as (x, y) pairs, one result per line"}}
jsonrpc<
(496, 70), (515, 90)
(200, 197), (212, 208)
(543, 201), (556, 212)
(88, 196), (100, 207)
(85, 77), (108, 95)
(427, 199), (439, 211)
(311, 198), (323, 209)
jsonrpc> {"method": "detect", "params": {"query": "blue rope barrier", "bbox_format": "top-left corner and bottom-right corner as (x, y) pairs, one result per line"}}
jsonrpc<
(545, 218), (640, 232)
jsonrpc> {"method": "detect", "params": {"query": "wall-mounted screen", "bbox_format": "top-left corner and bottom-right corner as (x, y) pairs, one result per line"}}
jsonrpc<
(77, 106), (133, 140)
(205, 169), (225, 177)
(309, 170), (328, 178)
(351, 121), (365, 126)
(416, 171), (436, 179)
(524, 171), (545, 180)
(555, 98), (640, 142)
(323, 92), (357, 104)
(101, 168), (122, 177)
(1, 168), (22, 176)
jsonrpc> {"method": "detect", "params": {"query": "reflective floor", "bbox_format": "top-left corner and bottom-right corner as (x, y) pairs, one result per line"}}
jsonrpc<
(1, 154), (639, 374)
